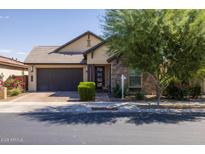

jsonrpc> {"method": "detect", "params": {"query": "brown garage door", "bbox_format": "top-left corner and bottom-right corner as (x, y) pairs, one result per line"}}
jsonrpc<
(37, 68), (83, 91)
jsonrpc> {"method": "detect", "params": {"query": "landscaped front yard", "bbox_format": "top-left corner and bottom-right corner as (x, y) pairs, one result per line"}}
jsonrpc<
(0, 75), (27, 100)
(0, 90), (205, 113)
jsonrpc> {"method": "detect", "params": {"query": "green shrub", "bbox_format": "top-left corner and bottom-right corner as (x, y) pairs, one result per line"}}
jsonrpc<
(124, 86), (129, 96)
(80, 82), (96, 98)
(8, 88), (22, 96)
(80, 82), (95, 87)
(112, 83), (128, 98)
(164, 79), (180, 99)
(112, 84), (121, 98)
(78, 82), (96, 101)
(164, 81), (189, 100)
(189, 85), (201, 99)
(78, 85), (92, 101)
(135, 91), (145, 100)
(164, 79), (201, 100)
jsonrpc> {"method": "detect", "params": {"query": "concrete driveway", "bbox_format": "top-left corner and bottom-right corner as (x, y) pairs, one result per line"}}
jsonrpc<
(0, 91), (110, 113)
(0, 91), (80, 113)
(8, 91), (79, 102)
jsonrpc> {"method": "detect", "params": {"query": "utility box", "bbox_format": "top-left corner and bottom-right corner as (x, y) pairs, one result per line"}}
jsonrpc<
(0, 87), (7, 100)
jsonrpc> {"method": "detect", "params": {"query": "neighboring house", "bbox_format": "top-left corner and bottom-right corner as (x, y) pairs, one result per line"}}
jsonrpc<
(25, 31), (157, 94)
(24, 31), (205, 94)
(0, 55), (28, 81)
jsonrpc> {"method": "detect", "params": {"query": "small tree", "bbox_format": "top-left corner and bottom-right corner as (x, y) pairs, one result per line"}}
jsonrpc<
(162, 10), (205, 84)
(103, 10), (205, 105)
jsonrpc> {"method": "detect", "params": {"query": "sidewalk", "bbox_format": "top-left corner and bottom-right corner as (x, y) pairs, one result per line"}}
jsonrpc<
(1, 100), (205, 113)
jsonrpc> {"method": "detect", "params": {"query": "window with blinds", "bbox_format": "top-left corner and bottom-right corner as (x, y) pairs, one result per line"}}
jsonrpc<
(128, 68), (142, 88)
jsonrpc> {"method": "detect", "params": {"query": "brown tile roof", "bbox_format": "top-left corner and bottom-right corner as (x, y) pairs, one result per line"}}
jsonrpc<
(24, 46), (86, 64)
(0, 55), (28, 68)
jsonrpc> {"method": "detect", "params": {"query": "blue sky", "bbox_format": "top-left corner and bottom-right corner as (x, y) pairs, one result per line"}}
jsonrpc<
(0, 9), (105, 61)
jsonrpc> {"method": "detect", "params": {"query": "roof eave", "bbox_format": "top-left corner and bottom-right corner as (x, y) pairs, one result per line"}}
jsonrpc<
(107, 54), (122, 63)
(24, 63), (87, 65)
(0, 61), (28, 69)
(83, 41), (106, 56)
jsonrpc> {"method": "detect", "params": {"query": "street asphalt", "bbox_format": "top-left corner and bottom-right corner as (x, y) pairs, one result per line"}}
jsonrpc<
(1, 112), (205, 145)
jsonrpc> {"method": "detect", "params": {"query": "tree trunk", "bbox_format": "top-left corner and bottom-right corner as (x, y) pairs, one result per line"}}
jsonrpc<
(156, 84), (161, 106)
(146, 72), (161, 106)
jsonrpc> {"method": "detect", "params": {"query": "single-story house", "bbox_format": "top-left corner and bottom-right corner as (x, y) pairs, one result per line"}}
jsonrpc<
(0, 55), (28, 81)
(24, 31), (205, 94)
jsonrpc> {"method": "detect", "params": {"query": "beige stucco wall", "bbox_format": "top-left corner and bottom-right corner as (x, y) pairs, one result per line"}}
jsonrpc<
(0, 64), (28, 81)
(59, 34), (102, 52)
(87, 45), (109, 64)
(28, 64), (87, 91)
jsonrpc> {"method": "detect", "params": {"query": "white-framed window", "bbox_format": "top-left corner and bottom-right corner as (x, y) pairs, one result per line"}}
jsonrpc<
(128, 68), (142, 88)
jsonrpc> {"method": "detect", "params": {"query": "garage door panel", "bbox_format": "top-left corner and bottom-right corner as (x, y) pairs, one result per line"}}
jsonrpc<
(37, 68), (83, 91)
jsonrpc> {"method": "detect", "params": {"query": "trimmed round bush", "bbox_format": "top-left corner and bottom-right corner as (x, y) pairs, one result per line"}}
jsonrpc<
(78, 82), (96, 101)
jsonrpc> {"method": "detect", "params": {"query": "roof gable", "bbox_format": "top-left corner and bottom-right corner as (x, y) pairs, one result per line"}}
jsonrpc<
(54, 31), (103, 53)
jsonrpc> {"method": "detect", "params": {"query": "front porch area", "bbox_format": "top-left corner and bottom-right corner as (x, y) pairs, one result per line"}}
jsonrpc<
(87, 64), (111, 92)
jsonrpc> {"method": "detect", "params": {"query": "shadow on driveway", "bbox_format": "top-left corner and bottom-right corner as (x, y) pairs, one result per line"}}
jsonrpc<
(48, 91), (110, 102)
(19, 105), (205, 126)
(48, 91), (80, 102)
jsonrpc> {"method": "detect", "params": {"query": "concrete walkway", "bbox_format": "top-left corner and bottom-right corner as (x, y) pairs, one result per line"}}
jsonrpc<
(1, 99), (205, 113)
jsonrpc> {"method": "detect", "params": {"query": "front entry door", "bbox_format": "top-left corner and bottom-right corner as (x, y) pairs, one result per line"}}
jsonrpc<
(95, 66), (104, 89)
